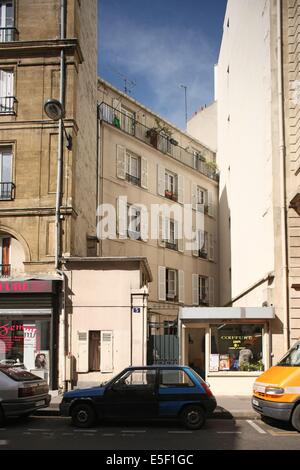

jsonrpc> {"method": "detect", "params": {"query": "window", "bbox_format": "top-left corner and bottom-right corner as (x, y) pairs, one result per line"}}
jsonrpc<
(198, 230), (208, 259)
(159, 369), (194, 387)
(199, 276), (209, 305)
(0, 146), (14, 200)
(164, 219), (177, 251)
(0, 1), (15, 42)
(0, 236), (10, 276)
(196, 186), (208, 212)
(166, 268), (177, 301)
(89, 331), (100, 371)
(192, 150), (205, 170)
(121, 106), (135, 136)
(128, 205), (141, 240)
(115, 369), (156, 388)
(210, 324), (264, 373)
(126, 151), (140, 186)
(165, 170), (177, 200)
(0, 68), (14, 114)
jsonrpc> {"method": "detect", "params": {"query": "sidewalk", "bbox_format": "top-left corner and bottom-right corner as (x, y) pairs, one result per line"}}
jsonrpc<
(37, 393), (257, 420)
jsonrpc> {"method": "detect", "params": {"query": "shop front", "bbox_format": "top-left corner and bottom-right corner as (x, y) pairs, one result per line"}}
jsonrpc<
(179, 307), (274, 395)
(0, 278), (61, 390)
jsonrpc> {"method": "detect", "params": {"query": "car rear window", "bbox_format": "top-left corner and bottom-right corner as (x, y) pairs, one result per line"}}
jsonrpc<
(0, 367), (42, 382)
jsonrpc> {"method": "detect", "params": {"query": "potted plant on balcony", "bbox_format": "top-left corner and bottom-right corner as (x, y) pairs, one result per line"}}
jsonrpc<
(205, 160), (218, 174)
(165, 189), (173, 199)
(146, 118), (173, 148)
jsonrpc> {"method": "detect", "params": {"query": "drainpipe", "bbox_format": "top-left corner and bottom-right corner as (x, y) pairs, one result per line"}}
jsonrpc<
(57, 0), (67, 392)
(277, 0), (290, 351)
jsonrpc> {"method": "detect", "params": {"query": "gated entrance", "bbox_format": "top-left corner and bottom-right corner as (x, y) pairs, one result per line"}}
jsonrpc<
(147, 320), (179, 365)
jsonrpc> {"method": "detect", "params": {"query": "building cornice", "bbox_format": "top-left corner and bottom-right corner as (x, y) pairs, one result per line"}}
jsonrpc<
(0, 39), (83, 63)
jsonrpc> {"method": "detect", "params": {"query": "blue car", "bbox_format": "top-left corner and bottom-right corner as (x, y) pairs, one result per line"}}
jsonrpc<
(60, 365), (217, 429)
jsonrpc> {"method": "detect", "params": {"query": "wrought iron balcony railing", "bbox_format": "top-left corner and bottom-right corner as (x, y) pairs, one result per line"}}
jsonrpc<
(99, 102), (219, 182)
(0, 27), (19, 42)
(0, 182), (15, 200)
(0, 96), (17, 115)
(0, 264), (11, 277)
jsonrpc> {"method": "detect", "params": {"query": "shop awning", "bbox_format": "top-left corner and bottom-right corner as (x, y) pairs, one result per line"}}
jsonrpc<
(179, 307), (274, 321)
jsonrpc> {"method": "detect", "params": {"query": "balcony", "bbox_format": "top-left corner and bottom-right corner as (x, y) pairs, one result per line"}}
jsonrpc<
(165, 190), (178, 202)
(126, 173), (140, 186)
(0, 264), (11, 278)
(99, 102), (219, 182)
(165, 241), (177, 251)
(0, 96), (17, 115)
(0, 27), (19, 42)
(0, 182), (15, 200)
(199, 250), (208, 260)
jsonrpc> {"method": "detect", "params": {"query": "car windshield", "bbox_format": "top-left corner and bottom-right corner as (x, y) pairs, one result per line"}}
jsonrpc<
(0, 366), (42, 382)
(277, 342), (300, 367)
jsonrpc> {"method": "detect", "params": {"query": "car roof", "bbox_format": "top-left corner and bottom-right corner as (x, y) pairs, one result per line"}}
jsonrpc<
(126, 365), (189, 370)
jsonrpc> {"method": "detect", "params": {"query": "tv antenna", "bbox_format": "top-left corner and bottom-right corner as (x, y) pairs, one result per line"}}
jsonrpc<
(106, 65), (136, 95)
(179, 84), (188, 127)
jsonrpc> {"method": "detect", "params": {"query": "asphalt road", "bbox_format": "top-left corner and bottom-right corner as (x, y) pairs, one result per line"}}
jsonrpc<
(0, 416), (299, 450)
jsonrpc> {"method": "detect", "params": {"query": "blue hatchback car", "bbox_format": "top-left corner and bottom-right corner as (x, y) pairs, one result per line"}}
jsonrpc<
(60, 366), (217, 429)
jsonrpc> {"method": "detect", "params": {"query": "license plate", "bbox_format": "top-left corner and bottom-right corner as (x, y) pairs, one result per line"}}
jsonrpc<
(35, 400), (45, 406)
(253, 399), (259, 406)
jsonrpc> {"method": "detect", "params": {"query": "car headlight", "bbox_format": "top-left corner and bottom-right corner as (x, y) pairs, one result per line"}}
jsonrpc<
(265, 387), (284, 395)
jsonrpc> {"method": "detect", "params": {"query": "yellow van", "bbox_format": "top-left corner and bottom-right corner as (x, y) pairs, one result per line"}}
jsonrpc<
(252, 341), (300, 431)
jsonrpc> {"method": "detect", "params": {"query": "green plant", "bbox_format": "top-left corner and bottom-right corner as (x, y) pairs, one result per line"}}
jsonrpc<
(205, 160), (218, 173)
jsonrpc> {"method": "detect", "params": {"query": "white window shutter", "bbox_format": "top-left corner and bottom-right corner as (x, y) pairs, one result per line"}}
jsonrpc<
(209, 277), (215, 306)
(117, 196), (127, 239)
(208, 233), (214, 261)
(192, 183), (197, 210)
(178, 270), (185, 303)
(140, 206), (148, 241)
(157, 164), (165, 196)
(158, 266), (166, 301)
(192, 274), (199, 306)
(158, 215), (164, 247)
(208, 191), (214, 217)
(116, 145), (126, 180)
(100, 330), (113, 373)
(177, 174), (184, 204)
(192, 229), (199, 257)
(141, 157), (148, 189)
(77, 331), (89, 373)
(176, 221), (184, 252)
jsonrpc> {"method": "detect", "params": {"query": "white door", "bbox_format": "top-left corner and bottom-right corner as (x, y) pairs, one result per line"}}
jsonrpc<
(0, 69), (14, 112)
(100, 330), (113, 373)
(0, 1), (14, 42)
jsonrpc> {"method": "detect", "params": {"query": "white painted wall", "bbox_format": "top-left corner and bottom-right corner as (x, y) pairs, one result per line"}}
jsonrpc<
(187, 102), (217, 153)
(217, 0), (274, 304)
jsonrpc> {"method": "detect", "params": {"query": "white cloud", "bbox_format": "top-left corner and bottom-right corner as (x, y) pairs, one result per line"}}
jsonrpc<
(100, 17), (215, 129)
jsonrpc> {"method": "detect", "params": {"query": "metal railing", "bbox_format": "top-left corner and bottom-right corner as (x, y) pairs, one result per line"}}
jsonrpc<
(0, 264), (11, 277)
(0, 182), (15, 200)
(0, 96), (17, 115)
(165, 241), (177, 251)
(0, 27), (19, 42)
(126, 173), (140, 186)
(99, 102), (219, 182)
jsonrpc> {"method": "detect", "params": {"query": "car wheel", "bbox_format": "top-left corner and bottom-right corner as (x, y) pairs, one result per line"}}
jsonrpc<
(180, 405), (205, 430)
(291, 403), (300, 432)
(71, 403), (96, 428)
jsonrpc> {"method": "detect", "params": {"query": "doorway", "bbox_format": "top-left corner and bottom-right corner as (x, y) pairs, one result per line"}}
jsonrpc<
(186, 328), (206, 379)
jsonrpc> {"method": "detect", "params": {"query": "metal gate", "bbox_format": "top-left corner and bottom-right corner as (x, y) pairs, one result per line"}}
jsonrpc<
(147, 321), (179, 365)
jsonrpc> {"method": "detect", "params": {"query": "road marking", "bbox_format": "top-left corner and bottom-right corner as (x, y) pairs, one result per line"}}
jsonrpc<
(217, 432), (242, 434)
(28, 428), (51, 432)
(0, 440), (8, 446)
(0, 428), (6, 431)
(267, 429), (298, 436)
(62, 433), (73, 436)
(102, 433), (115, 436)
(23, 432), (32, 435)
(247, 420), (266, 434)
(168, 431), (193, 434)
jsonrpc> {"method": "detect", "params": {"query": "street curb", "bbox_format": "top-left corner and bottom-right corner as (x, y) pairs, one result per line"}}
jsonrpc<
(36, 408), (258, 420)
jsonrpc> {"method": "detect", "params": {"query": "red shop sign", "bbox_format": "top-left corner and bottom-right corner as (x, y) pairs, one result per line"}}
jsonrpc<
(0, 280), (53, 294)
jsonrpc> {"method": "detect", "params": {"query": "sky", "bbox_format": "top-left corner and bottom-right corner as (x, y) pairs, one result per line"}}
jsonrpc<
(98, 0), (228, 130)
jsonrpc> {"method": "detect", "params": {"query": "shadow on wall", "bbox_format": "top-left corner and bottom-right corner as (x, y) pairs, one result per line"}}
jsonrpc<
(219, 186), (232, 305)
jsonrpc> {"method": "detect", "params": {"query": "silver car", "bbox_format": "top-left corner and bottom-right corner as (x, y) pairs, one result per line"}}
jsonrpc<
(0, 365), (51, 423)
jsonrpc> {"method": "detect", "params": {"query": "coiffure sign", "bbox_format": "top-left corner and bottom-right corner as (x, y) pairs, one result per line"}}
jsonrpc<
(0, 280), (53, 294)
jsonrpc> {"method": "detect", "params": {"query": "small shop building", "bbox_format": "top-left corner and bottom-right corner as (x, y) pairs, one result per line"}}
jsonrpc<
(178, 306), (274, 395)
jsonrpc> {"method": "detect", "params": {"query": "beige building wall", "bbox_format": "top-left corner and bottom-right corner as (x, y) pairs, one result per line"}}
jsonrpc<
(0, 0), (98, 272)
(187, 102), (217, 153)
(98, 80), (219, 320)
(65, 258), (150, 385)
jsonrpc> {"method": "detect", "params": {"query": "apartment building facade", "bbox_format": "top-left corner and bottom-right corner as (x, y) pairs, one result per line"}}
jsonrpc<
(188, 0), (300, 393)
(0, 0), (98, 389)
(98, 80), (219, 367)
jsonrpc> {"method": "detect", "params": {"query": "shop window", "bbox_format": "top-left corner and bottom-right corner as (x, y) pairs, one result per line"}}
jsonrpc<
(209, 324), (264, 373)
